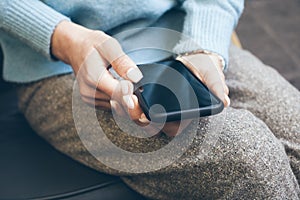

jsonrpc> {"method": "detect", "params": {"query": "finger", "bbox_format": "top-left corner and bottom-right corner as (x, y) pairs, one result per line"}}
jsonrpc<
(176, 53), (230, 107)
(96, 69), (120, 97)
(95, 91), (111, 101)
(206, 79), (230, 107)
(138, 113), (151, 124)
(81, 96), (111, 110)
(80, 48), (120, 98)
(198, 61), (230, 107)
(176, 55), (205, 83)
(206, 55), (229, 96)
(108, 80), (137, 111)
(95, 37), (143, 83)
(224, 84), (229, 96)
(80, 87), (111, 101)
(112, 54), (143, 83)
(203, 65), (230, 107)
(112, 80), (135, 109)
(110, 100), (126, 117)
(83, 68), (119, 100)
(126, 94), (146, 122)
(121, 94), (161, 136)
(82, 48), (108, 85)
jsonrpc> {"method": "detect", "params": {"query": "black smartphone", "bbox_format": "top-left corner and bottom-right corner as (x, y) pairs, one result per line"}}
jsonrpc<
(134, 57), (224, 123)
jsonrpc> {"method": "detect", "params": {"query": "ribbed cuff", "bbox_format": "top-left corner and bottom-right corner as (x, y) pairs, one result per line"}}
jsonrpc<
(2, 0), (70, 59)
(173, 2), (236, 69)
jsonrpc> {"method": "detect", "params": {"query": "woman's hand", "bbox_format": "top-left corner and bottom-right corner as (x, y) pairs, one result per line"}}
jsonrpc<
(135, 52), (229, 137)
(177, 53), (230, 107)
(51, 21), (187, 137)
(142, 52), (230, 137)
(51, 20), (143, 113)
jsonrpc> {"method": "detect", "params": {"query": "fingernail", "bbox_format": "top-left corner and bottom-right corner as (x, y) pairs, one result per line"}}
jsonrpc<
(126, 68), (143, 83)
(110, 100), (124, 116)
(139, 113), (150, 123)
(110, 100), (116, 106)
(110, 100), (118, 109)
(123, 95), (134, 109)
(121, 81), (129, 95)
(225, 95), (231, 107)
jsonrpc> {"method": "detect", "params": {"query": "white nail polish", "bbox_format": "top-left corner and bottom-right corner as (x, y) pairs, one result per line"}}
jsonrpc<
(121, 81), (128, 95)
(123, 95), (134, 109)
(126, 68), (143, 83)
(225, 95), (231, 107)
(110, 100), (117, 108)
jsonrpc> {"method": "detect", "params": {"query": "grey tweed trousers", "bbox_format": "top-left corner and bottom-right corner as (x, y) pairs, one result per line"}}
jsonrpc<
(18, 46), (300, 199)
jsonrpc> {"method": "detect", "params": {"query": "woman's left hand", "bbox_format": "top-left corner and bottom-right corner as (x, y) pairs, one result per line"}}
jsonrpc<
(128, 52), (229, 137)
(176, 53), (230, 107)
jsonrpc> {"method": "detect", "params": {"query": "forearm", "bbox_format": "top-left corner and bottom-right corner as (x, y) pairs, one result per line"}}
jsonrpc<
(174, 0), (244, 68)
(0, 0), (70, 59)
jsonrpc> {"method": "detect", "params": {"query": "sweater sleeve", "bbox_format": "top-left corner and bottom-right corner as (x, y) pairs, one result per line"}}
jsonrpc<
(0, 0), (70, 59)
(173, 0), (244, 68)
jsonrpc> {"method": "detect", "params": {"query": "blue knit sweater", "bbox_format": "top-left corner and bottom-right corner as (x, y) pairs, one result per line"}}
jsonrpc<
(0, 0), (243, 83)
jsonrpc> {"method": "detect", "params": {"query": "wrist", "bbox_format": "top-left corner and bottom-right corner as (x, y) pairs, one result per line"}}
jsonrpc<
(51, 20), (92, 64)
(176, 50), (225, 71)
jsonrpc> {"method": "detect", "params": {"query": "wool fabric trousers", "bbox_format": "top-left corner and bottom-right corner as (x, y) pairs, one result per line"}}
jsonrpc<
(18, 46), (300, 199)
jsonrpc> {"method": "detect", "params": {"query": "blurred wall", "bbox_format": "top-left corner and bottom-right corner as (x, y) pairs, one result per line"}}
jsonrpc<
(236, 0), (300, 89)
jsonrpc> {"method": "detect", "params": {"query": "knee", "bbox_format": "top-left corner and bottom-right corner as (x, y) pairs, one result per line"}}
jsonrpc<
(212, 109), (298, 198)
(122, 109), (299, 199)
(219, 109), (286, 168)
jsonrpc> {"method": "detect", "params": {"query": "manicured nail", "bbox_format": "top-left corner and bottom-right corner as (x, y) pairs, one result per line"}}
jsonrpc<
(225, 95), (231, 107)
(123, 95), (134, 109)
(138, 113), (150, 124)
(121, 80), (134, 96)
(121, 81), (129, 95)
(110, 100), (124, 116)
(126, 68), (143, 83)
(110, 100), (117, 109)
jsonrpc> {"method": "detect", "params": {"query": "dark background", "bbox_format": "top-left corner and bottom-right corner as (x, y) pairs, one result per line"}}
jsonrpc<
(236, 0), (300, 90)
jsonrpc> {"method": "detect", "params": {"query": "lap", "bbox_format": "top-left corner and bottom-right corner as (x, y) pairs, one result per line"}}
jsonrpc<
(17, 46), (300, 199)
(227, 46), (300, 141)
(227, 46), (300, 184)
(18, 47), (300, 156)
(123, 108), (299, 199)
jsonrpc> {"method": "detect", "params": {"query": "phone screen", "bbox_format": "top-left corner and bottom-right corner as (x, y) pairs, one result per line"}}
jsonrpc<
(134, 59), (224, 122)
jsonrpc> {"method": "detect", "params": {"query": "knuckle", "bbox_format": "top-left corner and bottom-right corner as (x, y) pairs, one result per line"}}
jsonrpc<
(94, 101), (103, 107)
(79, 88), (88, 98)
(112, 55), (127, 68)
(79, 87), (93, 99)
(108, 37), (119, 46)
(81, 96), (90, 104)
(103, 37), (121, 52)
(210, 81), (222, 91)
(91, 30), (108, 41)
(220, 73), (225, 80)
(85, 75), (97, 85)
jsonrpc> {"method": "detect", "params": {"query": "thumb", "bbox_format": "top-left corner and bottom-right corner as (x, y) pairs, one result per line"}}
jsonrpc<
(177, 54), (230, 107)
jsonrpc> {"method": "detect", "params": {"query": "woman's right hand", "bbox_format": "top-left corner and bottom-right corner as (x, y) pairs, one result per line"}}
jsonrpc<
(51, 20), (144, 114)
(50, 21), (193, 137)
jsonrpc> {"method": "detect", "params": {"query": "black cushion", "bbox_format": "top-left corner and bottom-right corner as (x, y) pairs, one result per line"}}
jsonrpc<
(0, 48), (145, 200)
